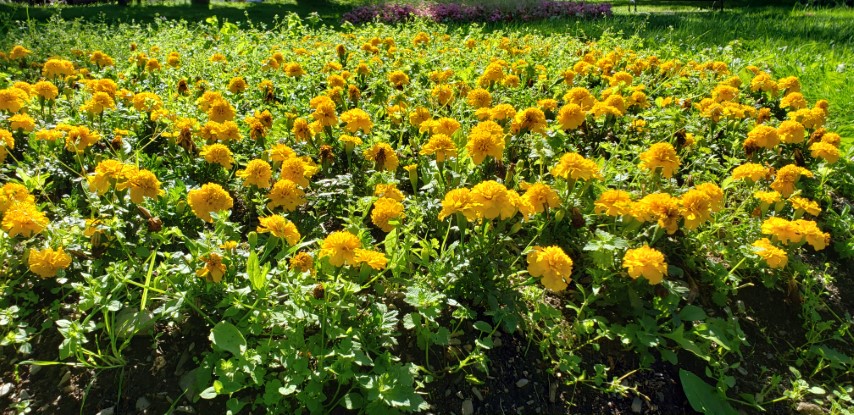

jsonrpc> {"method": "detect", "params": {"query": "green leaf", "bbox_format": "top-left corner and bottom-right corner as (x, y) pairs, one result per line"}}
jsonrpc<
(472, 321), (492, 332)
(247, 251), (268, 291)
(342, 392), (365, 410)
(664, 325), (709, 361)
(680, 305), (707, 321)
(210, 322), (246, 356)
(199, 386), (218, 400)
(679, 369), (738, 415)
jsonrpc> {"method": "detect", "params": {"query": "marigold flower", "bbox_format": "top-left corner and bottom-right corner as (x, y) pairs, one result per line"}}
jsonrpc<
(0, 183), (34, 213)
(796, 220), (830, 250)
(354, 248), (388, 270)
(511, 107), (547, 135)
(267, 179), (307, 211)
(2, 202), (49, 238)
(64, 126), (100, 153)
(556, 104), (585, 130)
(522, 183), (560, 214)
(731, 163), (768, 182)
(527, 246), (573, 292)
(777, 120), (805, 144)
(634, 193), (681, 234)
(438, 188), (480, 222)
(33, 81), (59, 101)
(187, 183), (234, 222)
(200, 144), (234, 169)
(432, 85), (454, 106)
(236, 159), (273, 189)
(695, 183), (724, 212)
(131, 92), (162, 113)
(0, 88), (28, 113)
(789, 197), (821, 216)
(754, 190), (782, 206)
(207, 99), (236, 123)
(466, 88), (492, 108)
(471, 180), (516, 220)
(409, 107), (431, 127)
(257, 215), (301, 245)
(8, 114), (35, 132)
(227, 77), (247, 94)
(117, 168), (163, 204)
(374, 183), (404, 202)
(465, 121), (505, 165)
(9, 45), (31, 60)
(551, 152), (601, 181)
(388, 70), (410, 88)
(87, 159), (128, 195)
(594, 189), (633, 217)
(563, 87), (596, 111)
(809, 142), (839, 163)
(744, 124), (780, 149)
(42, 58), (75, 79)
(284, 62), (305, 77)
(364, 143), (399, 171)
(622, 245), (667, 284)
(319, 231), (362, 267)
(680, 188), (713, 230)
(639, 143), (680, 178)
(421, 134), (457, 163)
(770, 164), (812, 197)
(290, 252), (315, 274)
(780, 92), (807, 110)
(490, 103), (516, 121)
(340, 108), (372, 134)
(371, 197), (405, 232)
(197, 253), (226, 283)
(752, 238), (787, 269)
(28, 247), (72, 278)
(761, 217), (802, 245)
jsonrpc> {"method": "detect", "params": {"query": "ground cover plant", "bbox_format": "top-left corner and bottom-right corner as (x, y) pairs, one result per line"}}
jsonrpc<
(0, 6), (852, 414)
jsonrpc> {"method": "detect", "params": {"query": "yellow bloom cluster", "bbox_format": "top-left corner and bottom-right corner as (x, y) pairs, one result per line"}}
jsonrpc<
(319, 231), (387, 270)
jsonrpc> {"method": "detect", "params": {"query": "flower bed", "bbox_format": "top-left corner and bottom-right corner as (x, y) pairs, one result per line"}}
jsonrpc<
(343, 1), (612, 24)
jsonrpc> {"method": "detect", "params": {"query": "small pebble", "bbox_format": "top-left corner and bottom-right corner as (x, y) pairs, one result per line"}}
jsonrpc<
(493, 337), (502, 347)
(445, 388), (452, 397)
(516, 379), (529, 388)
(29, 365), (41, 375)
(58, 370), (72, 387)
(0, 383), (13, 398)
(549, 382), (558, 403)
(136, 397), (151, 411)
(96, 407), (115, 415)
(456, 390), (464, 399)
(471, 387), (484, 402)
(631, 396), (643, 413)
(176, 406), (196, 414)
(796, 402), (825, 415)
(461, 399), (474, 415)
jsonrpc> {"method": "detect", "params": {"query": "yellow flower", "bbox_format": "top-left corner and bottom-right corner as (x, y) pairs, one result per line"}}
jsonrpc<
(743, 125), (780, 149)
(196, 253), (226, 283)
(280, 157), (314, 188)
(752, 238), (787, 269)
(187, 183), (234, 222)
(777, 120), (805, 144)
(207, 99), (236, 123)
(409, 107), (431, 127)
(388, 70), (410, 88)
(340, 108), (372, 134)
(33, 81), (59, 101)
(42, 58), (75, 78)
(284, 62), (305, 77)
(466, 88), (492, 108)
(770, 164), (812, 197)
(511, 107), (547, 135)
(227, 77), (248, 94)
(354, 248), (388, 270)
(267, 179), (307, 211)
(0, 183), (34, 213)
(695, 183), (724, 212)
(290, 251), (315, 274)
(639, 143), (680, 178)
(563, 87), (596, 111)
(465, 120), (505, 165)
(527, 246), (573, 292)
(200, 144), (235, 169)
(731, 163), (768, 182)
(679, 188), (712, 230)
(789, 197), (821, 216)
(28, 247), (72, 278)
(2, 202), (49, 238)
(8, 113), (35, 132)
(257, 215), (301, 245)
(635, 193), (681, 234)
(489, 103), (516, 121)
(471, 180), (516, 220)
(132, 92), (162, 112)
(438, 188), (480, 222)
(809, 142), (839, 164)
(374, 183), (404, 202)
(87, 159), (128, 195)
(364, 143), (399, 171)
(339, 134), (363, 152)
(236, 159), (273, 189)
(521, 183), (560, 214)
(761, 217), (801, 245)
(551, 152), (601, 181)
(796, 220), (830, 251)
(432, 85), (454, 106)
(420, 134), (457, 163)
(319, 231), (362, 267)
(622, 245), (667, 285)
(9, 45), (31, 60)
(754, 190), (781, 206)
(780, 92), (807, 110)
(556, 104), (585, 130)
(594, 189), (633, 217)
(371, 197), (405, 232)
(0, 88), (28, 113)
(117, 168), (164, 204)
